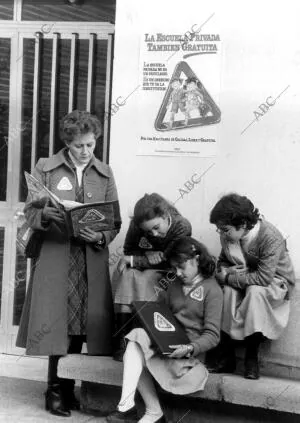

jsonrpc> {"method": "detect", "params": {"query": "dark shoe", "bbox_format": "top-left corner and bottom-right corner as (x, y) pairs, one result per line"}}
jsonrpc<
(208, 356), (236, 374)
(244, 357), (260, 380)
(45, 384), (71, 417)
(106, 405), (138, 422)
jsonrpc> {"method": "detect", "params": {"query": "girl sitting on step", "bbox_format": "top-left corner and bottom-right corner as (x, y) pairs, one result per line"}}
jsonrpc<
(112, 193), (192, 361)
(208, 193), (295, 380)
(107, 236), (223, 423)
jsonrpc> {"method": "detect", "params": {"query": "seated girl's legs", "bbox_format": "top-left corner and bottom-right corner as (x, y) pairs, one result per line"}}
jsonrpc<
(118, 340), (145, 411)
(137, 369), (163, 423)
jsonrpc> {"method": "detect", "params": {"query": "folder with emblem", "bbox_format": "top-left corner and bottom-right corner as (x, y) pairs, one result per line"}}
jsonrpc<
(24, 172), (121, 238)
(132, 301), (190, 355)
(65, 200), (121, 237)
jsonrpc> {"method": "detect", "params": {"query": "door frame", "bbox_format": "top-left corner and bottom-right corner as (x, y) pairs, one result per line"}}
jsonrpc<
(0, 20), (114, 354)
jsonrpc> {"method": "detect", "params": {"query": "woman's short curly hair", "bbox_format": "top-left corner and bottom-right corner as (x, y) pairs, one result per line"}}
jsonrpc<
(60, 110), (102, 143)
(210, 193), (260, 230)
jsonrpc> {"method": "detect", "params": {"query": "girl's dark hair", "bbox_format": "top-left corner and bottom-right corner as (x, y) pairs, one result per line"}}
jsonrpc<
(210, 193), (260, 230)
(165, 236), (216, 278)
(133, 193), (179, 227)
(60, 110), (102, 143)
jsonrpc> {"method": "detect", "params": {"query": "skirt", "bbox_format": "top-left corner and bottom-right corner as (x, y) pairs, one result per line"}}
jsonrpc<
(125, 328), (208, 395)
(112, 263), (166, 305)
(222, 278), (290, 340)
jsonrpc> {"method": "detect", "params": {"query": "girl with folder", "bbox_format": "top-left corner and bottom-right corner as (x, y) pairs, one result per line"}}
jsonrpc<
(107, 236), (223, 423)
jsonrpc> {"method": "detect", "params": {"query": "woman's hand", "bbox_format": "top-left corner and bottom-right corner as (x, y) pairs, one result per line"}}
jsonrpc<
(42, 206), (65, 224)
(215, 266), (228, 285)
(169, 344), (194, 359)
(145, 251), (164, 265)
(117, 255), (131, 272)
(79, 227), (103, 243)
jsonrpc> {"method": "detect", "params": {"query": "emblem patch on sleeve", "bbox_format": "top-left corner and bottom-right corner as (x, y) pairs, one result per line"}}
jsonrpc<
(190, 286), (204, 302)
(138, 237), (153, 249)
(57, 176), (73, 191)
(154, 312), (175, 332)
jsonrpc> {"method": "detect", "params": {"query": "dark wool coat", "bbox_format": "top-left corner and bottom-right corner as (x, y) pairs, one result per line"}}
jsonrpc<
(16, 148), (121, 356)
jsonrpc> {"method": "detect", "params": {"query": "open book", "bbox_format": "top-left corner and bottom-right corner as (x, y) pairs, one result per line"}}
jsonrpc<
(24, 172), (121, 237)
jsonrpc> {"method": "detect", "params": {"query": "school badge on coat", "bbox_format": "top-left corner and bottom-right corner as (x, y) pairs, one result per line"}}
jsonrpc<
(190, 286), (204, 302)
(138, 237), (153, 249)
(57, 176), (73, 191)
(154, 312), (175, 332)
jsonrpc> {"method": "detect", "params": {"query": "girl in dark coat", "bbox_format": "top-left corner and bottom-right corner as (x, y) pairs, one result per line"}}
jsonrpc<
(112, 193), (192, 361)
(16, 110), (121, 417)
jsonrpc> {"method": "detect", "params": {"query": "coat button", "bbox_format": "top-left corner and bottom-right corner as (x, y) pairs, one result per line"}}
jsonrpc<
(86, 192), (92, 199)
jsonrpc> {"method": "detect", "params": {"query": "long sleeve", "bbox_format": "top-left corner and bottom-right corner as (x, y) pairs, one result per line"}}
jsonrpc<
(190, 283), (223, 355)
(101, 166), (121, 246)
(24, 158), (51, 231)
(227, 236), (286, 289)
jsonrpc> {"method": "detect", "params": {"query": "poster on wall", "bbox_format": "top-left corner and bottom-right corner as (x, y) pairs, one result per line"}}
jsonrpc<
(137, 17), (221, 157)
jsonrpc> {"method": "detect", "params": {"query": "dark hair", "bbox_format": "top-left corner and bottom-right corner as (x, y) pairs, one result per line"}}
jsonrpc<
(60, 110), (102, 143)
(165, 236), (216, 278)
(133, 193), (178, 227)
(210, 193), (260, 230)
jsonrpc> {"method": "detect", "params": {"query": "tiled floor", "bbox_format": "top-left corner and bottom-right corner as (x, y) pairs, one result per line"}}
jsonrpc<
(0, 377), (107, 423)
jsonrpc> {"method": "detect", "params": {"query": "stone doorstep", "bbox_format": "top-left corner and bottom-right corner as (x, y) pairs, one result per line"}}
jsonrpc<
(58, 354), (300, 415)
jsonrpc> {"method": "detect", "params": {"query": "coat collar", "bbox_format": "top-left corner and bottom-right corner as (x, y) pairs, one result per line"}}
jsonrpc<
(42, 148), (110, 177)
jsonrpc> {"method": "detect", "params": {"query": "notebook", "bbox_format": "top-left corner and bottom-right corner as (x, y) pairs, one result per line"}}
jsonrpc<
(132, 301), (190, 355)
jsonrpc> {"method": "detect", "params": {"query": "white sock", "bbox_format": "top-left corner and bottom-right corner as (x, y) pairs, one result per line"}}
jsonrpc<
(137, 369), (163, 423)
(117, 341), (145, 412)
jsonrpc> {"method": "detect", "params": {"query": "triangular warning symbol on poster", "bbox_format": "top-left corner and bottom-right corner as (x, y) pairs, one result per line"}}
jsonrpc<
(155, 61), (221, 131)
(154, 312), (175, 332)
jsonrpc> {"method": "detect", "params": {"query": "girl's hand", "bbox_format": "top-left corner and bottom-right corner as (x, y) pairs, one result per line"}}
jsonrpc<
(79, 227), (103, 243)
(118, 255), (131, 272)
(215, 266), (227, 285)
(169, 344), (193, 359)
(145, 251), (164, 265)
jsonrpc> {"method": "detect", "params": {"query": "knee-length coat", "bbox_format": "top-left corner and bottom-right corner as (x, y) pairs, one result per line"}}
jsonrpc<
(16, 148), (121, 356)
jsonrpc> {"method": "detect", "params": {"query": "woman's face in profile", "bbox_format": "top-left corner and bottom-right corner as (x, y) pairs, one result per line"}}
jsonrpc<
(67, 131), (96, 165)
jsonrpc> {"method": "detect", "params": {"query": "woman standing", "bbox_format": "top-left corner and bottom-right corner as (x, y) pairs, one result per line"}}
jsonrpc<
(112, 193), (192, 361)
(107, 237), (223, 423)
(209, 193), (295, 379)
(16, 110), (121, 417)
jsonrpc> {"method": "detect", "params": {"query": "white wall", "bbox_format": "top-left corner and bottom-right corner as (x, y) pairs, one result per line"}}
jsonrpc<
(109, 0), (300, 277)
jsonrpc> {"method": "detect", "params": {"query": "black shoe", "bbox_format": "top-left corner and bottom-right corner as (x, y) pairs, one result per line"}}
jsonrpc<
(244, 357), (260, 380)
(106, 405), (138, 422)
(45, 384), (71, 417)
(208, 356), (236, 374)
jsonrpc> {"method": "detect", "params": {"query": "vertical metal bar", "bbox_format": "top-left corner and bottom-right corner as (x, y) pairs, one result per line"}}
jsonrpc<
(14, 0), (22, 21)
(86, 33), (95, 112)
(68, 33), (77, 113)
(103, 34), (114, 164)
(31, 32), (41, 172)
(49, 33), (59, 156)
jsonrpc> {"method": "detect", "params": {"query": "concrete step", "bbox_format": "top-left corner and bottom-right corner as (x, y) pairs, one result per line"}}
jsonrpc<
(58, 354), (300, 416)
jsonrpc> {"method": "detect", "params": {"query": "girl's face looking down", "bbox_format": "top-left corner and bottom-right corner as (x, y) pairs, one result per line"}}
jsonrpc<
(170, 257), (199, 285)
(216, 222), (247, 243)
(140, 215), (170, 238)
